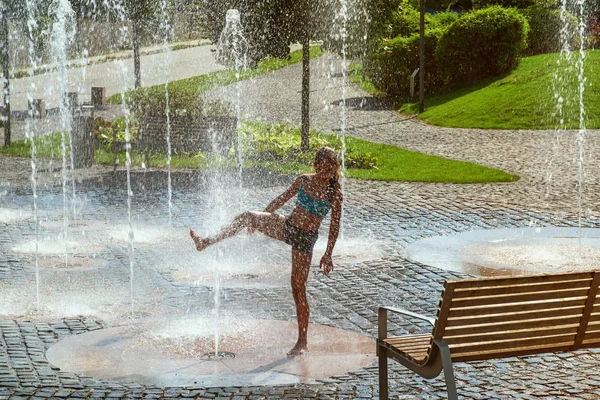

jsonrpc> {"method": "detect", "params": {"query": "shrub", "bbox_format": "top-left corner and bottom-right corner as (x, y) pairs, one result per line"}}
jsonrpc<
(389, 3), (421, 38)
(366, 28), (445, 95)
(522, 4), (578, 55)
(426, 11), (461, 30)
(589, 17), (600, 49)
(125, 88), (233, 119)
(472, 0), (538, 9)
(435, 6), (529, 85)
(240, 122), (378, 170)
(94, 116), (139, 148)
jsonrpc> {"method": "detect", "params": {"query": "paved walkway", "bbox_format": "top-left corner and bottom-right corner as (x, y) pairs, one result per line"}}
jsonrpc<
(4, 40), (222, 112)
(1, 52), (600, 400)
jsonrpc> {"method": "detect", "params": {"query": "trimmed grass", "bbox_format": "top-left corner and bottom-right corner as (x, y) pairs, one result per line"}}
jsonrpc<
(1, 127), (519, 184)
(400, 50), (600, 129)
(107, 46), (325, 103)
(323, 135), (519, 183)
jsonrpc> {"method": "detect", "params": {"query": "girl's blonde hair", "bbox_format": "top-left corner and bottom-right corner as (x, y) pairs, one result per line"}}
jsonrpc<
(314, 147), (340, 199)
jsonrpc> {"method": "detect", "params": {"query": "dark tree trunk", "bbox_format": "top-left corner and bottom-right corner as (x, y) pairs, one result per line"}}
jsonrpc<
(132, 19), (141, 89)
(1, 14), (10, 148)
(301, 36), (310, 152)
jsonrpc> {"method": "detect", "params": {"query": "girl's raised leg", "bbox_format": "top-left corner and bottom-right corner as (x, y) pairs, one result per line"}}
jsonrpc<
(288, 249), (312, 356)
(190, 211), (285, 252)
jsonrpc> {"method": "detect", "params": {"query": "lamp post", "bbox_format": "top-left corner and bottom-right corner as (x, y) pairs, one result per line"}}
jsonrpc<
(419, 0), (425, 113)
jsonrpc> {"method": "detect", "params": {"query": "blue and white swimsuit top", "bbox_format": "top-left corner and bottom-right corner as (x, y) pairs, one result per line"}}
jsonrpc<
(296, 184), (331, 218)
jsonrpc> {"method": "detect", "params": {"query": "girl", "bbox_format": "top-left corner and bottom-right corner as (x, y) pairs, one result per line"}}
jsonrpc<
(190, 146), (343, 355)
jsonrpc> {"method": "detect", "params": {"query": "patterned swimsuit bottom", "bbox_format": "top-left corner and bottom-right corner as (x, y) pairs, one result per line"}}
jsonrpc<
(283, 218), (319, 255)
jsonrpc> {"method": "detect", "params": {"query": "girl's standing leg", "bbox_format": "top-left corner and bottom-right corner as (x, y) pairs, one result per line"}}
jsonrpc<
(288, 249), (312, 356)
(191, 211), (285, 251)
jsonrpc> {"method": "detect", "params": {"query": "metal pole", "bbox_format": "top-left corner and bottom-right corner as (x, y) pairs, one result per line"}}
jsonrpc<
(419, 0), (425, 113)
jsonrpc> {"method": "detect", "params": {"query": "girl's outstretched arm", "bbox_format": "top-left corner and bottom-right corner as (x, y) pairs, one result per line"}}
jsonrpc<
(320, 187), (343, 275)
(263, 175), (303, 213)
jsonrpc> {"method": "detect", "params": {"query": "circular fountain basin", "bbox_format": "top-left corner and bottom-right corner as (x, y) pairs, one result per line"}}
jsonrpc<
(405, 227), (600, 277)
(46, 317), (375, 387)
(26, 255), (104, 271)
(0, 208), (32, 223)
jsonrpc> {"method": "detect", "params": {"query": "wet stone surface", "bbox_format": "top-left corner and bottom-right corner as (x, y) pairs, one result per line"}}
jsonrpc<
(3, 54), (600, 398)
(0, 175), (599, 399)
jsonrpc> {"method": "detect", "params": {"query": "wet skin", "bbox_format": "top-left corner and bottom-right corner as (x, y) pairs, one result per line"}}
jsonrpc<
(190, 156), (342, 355)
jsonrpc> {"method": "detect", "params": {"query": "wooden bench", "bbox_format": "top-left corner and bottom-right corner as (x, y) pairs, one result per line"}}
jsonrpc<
(378, 270), (600, 400)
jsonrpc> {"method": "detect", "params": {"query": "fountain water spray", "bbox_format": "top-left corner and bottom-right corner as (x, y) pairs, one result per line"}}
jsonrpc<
(552, 0), (587, 244)
(337, 0), (348, 241)
(107, 0), (137, 313)
(24, 0), (41, 312)
(48, 0), (77, 267)
(575, 0), (587, 242)
(216, 10), (248, 72)
(159, 0), (173, 225)
(211, 8), (249, 356)
(216, 9), (248, 184)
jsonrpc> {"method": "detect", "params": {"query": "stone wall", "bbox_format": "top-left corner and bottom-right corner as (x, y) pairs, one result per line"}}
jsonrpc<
(138, 115), (236, 155)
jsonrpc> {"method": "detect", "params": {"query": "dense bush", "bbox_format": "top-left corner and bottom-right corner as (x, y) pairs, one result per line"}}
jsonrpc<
(472, 0), (538, 9)
(426, 12), (461, 30)
(388, 4), (420, 38)
(522, 4), (578, 55)
(240, 122), (378, 170)
(435, 6), (529, 85)
(366, 28), (444, 95)
(93, 117), (139, 148)
(125, 88), (233, 119)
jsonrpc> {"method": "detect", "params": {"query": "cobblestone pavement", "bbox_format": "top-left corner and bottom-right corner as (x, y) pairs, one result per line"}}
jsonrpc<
(2, 55), (600, 399)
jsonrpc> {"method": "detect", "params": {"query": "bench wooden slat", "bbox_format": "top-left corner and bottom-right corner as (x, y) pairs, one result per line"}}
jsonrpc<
(451, 289), (589, 308)
(452, 278), (593, 299)
(451, 343), (576, 362)
(448, 271), (595, 289)
(583, 331), (600, 343)
(384, 341), (430, 350)
(443, 325), (579, 345)
(589, 313), (600, 323)
(378, 270), (600, 400)
(444, 317), (582, 336)
(383, 335), (431, 364)
(447, 298), (586, 318)
(446, 305), (585, 327)
(449, 333), (577, 355)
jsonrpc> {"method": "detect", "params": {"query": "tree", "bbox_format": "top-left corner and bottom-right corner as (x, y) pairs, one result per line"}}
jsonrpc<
(0, 0), (27, 148)
(121, 0), (158, 89)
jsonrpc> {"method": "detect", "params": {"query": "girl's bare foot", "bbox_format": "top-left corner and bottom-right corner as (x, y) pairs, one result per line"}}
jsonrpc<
(190, 229), (210, 252)
(287, 342), (308, 356)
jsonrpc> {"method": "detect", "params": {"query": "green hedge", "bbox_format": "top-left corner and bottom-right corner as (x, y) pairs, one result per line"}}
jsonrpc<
(472, 0), (537, 8)
(521, 4), (578, 55)
(125, 87), (233, 119)
(435, 6), (529, 85)
(367, 28), (444, 95)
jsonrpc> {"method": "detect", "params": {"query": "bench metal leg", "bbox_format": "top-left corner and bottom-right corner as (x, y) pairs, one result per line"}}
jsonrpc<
(434, 339), (458, 400)
(378, 345), (389, 400)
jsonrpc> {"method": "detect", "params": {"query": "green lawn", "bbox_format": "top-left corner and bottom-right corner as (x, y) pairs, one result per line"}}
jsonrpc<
(395, 51), (599, 130)
(108, 46), (325, 103)
(324, 135), (518, 183)
(2, 128), (519, 184)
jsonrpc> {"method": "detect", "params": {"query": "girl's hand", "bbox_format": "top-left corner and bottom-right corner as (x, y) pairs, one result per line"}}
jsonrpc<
(320, 254), (334, 276)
